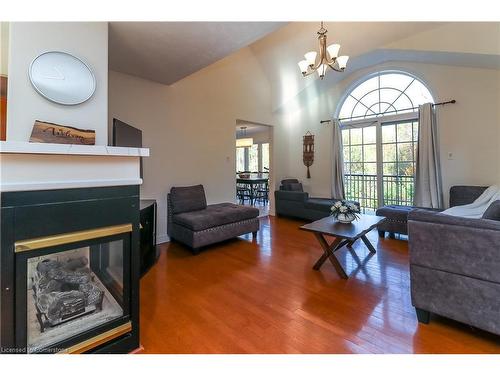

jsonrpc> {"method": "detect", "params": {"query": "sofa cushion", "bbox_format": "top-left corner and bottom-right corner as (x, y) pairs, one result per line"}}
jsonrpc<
(170, 185), (207, 214)
(304, 198), (336, 212)
(281, 179), (299, 185)
(376, 205), (414, 221)
(282, 182), (303, 192)
(173, 203), (259, 231)
(274, 190), (308, 202)
(482, 200), (500, 221)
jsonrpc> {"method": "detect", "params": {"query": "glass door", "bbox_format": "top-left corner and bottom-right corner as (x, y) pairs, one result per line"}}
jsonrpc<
(342, 119), (418, 211)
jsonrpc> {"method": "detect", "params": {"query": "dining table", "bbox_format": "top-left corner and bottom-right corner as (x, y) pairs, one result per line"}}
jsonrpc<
(236, 176), (269, 206)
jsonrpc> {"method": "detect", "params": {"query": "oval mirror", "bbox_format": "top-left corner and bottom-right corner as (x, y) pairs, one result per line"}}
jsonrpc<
(29, 51), (96, 105)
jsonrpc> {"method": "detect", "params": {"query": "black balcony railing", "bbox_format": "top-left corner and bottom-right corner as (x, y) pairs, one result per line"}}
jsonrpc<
(344, 174), (415, 212)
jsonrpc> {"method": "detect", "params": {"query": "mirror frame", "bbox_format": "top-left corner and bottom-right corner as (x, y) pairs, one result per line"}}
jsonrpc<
(28, 51), (97, 106)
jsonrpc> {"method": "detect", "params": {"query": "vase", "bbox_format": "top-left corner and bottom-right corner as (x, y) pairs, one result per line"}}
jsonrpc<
(337, 213), (356, 224)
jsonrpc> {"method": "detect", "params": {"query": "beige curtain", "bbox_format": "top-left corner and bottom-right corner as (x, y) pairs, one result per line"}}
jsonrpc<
(414, 103), (444, 208)
(332, 119), (345, 199)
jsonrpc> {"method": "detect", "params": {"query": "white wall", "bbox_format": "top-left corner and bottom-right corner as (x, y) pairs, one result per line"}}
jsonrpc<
(6, 22), (109, 145)
(274, 61), (500, 206)
(109, 47), (275, 243)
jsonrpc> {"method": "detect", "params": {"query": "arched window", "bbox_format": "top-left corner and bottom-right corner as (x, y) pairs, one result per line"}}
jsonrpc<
(337, 71), (433, 212)
(338, 71), (433, 121)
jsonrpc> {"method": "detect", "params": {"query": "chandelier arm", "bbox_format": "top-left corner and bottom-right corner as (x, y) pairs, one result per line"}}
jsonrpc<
(302, 69), (316, 77)
(309, 34), (325, 70)
(329, 64), (344, 73)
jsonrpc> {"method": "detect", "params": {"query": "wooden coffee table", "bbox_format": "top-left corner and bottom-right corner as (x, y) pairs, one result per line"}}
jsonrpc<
(300, 214), (385, 279)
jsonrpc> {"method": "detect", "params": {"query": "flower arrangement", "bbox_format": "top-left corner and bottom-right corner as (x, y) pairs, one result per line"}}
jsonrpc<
(330, 200), (360, 223)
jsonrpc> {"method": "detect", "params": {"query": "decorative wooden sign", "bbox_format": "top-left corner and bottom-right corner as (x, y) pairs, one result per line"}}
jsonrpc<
(29, 120), (95, 145)
(303, 131), (314, 179)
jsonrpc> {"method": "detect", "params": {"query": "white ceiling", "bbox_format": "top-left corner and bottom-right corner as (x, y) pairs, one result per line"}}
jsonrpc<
(109, 22), (284, 85)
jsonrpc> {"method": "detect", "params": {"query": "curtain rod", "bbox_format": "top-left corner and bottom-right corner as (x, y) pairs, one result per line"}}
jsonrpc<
(320, 100), (456, 124)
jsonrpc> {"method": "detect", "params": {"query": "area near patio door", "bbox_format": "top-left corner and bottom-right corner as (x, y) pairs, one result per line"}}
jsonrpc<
(338, 71), (433, 212)
(342, 120), (418, 212)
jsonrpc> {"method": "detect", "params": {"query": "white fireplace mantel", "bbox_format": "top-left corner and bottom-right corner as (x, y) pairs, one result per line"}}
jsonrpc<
(0, 141), (150, 192)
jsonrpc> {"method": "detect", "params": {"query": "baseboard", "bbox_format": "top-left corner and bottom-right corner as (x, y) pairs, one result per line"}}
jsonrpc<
(157, 233), (170, 244)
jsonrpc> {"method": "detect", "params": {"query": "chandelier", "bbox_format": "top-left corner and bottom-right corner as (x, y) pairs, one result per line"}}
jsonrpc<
(298, 22), (349, 79)
(236, 126), (253, 148)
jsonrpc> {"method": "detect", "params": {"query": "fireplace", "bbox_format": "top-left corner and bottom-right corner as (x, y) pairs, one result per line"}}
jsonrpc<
(1, 186), (140, 354)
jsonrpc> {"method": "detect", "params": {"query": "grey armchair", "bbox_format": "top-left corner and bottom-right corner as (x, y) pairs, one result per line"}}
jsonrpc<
(274, 179), (359, 222)
(408, 187), (500, 335)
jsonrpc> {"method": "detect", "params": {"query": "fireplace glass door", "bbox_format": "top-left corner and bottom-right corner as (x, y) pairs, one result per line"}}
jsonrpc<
(16, 227), (131, 353)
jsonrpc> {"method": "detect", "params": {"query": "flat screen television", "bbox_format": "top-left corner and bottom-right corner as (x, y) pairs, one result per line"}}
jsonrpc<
(112, 118), (143, 178)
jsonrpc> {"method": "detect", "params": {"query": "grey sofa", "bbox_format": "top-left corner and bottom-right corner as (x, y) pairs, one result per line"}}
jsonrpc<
(274, 179), (359, 222)
(167, 185), (259, 254)
(408, 187), (500, 335)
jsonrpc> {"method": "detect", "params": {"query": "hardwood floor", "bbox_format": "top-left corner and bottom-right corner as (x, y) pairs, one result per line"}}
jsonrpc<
(139, 216), (500, 354)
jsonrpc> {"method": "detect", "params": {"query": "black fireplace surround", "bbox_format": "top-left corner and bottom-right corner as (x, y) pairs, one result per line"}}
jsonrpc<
(1, 185), (141, 354)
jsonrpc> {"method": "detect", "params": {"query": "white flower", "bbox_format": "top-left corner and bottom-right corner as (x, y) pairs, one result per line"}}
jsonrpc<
(334, 201), (342, 208)
(340, 206), (348, 213)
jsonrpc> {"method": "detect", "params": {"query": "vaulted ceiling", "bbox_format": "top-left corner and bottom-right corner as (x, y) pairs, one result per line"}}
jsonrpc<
(109, 22), (500, 109)
(109, 22), (284, 84)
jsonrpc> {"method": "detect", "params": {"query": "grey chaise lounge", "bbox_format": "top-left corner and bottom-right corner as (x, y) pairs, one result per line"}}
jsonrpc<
(167, 185), (259, 254)
(274, 179), (359, 222)
(408, 192), (500, 336)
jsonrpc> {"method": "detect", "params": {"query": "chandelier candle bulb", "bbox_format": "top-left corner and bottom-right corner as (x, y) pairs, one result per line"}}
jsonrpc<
(327, 44), (340, 59)
(298, 60), (309, 74)
(304, 51), (317, 66)
(337, 55), (349, 70)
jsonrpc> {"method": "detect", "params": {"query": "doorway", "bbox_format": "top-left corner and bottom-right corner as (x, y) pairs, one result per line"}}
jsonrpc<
(235, 120), (272, 217)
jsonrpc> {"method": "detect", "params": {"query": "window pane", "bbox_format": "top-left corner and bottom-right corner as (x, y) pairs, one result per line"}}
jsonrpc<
(350, 128), (363, 145)
(343, 146), (350, 162)
(392, 94), (413, 111)
(351, 102), (367, 119)
(363, 126), (376, 144)
(236, 147), (245, 172)
(358, 90), (380, 114)
(262, 143), (270, 171)
(383, 144), (396, 162)
(248, 144), (259, 172)
(412, 122), (419, 142)
(382, 124), (396, 143)
(404, 80), (433, 106)
(350, 145), (362, 162)
(350, 76), (378, 100)
(342, 129), (350, 145)
(397, 123), (413, 142)
(383, 162), (396, 175)
(340, 96), (358, 119)
(364, 162), (377, 175)
(379, 88), (401, 107)
(398, 143), (414, 162)
(380, 73), (413, 92)
(398, 162), (414, 176)
(363, 144), (377, 162)
(351, 162), (363, 174)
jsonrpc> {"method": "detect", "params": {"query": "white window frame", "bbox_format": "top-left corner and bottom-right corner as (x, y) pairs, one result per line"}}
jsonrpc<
(341, 111), (419, 209)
